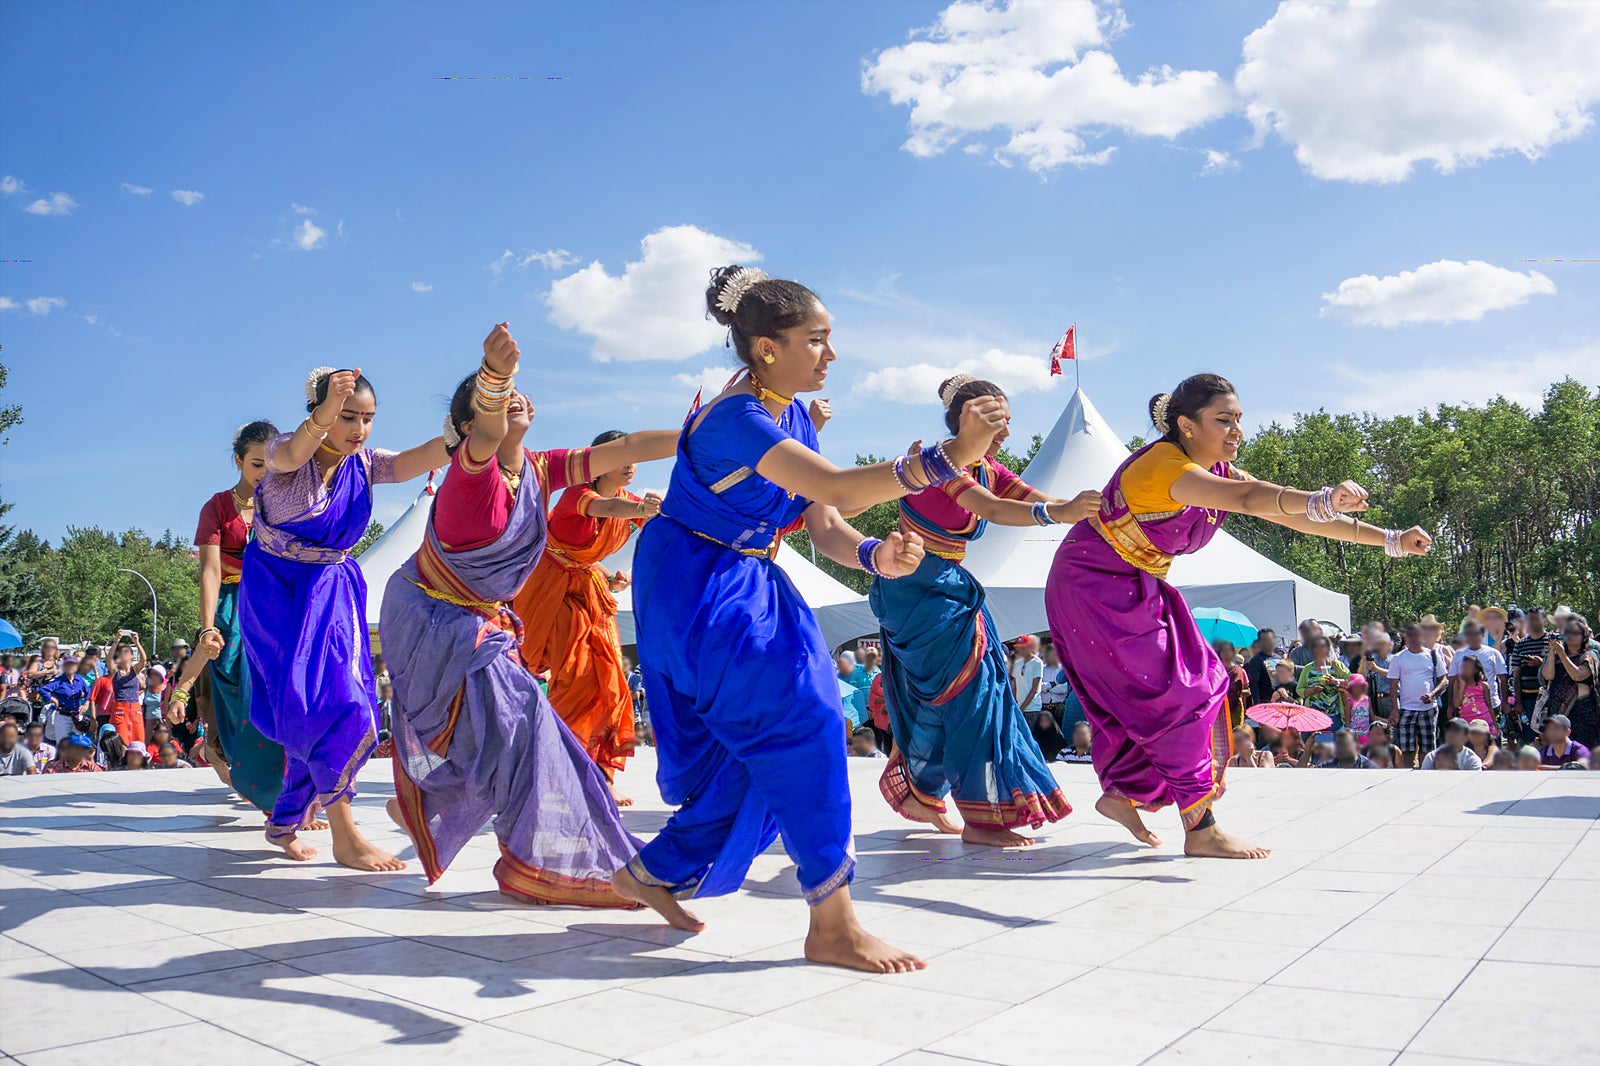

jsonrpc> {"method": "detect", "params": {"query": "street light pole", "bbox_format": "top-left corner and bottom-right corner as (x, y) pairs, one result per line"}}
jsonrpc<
(117, 568), (158, 654)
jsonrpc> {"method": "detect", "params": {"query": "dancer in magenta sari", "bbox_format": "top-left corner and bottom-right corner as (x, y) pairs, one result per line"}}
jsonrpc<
(1045, 374), (1432, 859)
(240, 367), (446, 870)
(383, 324), (679, 908)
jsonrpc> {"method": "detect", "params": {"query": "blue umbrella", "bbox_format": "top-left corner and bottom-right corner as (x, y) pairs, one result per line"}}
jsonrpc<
(1191, 607), (1257, 647)
(0, 619), (23, 651)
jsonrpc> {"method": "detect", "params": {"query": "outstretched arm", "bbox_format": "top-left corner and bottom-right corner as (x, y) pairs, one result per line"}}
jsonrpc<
(587, 431), (680, 479)
(801, 501), (924, 577)
(958, 483), (1102, 528)
(1171, 468), (1431, 555)
(586, 492), (662, 521)
(389, 438), (449, 483)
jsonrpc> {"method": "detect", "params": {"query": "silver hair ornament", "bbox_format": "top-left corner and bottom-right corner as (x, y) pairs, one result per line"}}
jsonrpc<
(714, 268), (770, 315)
(1152, 393), (1172, 434)
(939, 373), (978, 407)
(442, 413), (462, 450)
(304, 366), (338, 405)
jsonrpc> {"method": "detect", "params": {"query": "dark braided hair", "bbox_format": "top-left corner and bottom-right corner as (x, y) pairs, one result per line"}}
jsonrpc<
(1149, 373), (1236, 443)
(704, 266), (821, 370)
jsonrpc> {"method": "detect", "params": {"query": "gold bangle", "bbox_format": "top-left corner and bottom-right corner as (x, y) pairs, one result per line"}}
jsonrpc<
(169, 688), (191, 705)
(305, 413), (334, 435)
(1274, 486), (1290, 516)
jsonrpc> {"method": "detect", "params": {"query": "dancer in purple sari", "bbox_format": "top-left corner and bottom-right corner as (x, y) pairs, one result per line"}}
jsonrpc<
(1045, 374), (1431, 859)
(382, 324), (679, 908)
(240, 366), (446, 870)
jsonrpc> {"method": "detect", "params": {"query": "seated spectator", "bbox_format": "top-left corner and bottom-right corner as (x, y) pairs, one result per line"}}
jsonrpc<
(848, 726), (886, 759)
(122, 741), (149, 770)
(1364, 720), (1402, 768)
(1227, 725), (1274, 768)
(97, 724), (127, 769)
(1421, 719), (1484, 770)
(1060, 721), (1094, 763)
(1273, 726), (1308, 767)
(1539, 714), (1591, 768)
(148, 721), (178, 756)
(1516, 745), (1543, 771)
(22, 722), (55, 766)
(153, 742), (192, 769)
(1317, 729), (1377, 768)
(0, 719), (38, 775)
(1031, 710), (1068, 761)
(1488, 749), (1518, 770)
(43, 732), (105, 773)
(1464, 719), (1498, 769)
(1367, 744), (1395, 768)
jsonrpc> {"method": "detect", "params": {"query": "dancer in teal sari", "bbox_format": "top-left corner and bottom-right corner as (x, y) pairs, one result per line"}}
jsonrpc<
(872, 375), (1101, 846)
(194, 420), (284, 813)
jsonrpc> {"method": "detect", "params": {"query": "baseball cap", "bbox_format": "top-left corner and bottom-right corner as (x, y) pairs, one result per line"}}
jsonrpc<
(98, 724), (117, 736)
(1468, 719), (1490, 733)
(148, 665), (166, 680)
(63, 654), (80, 665)
(1548, 714), (1573, 729)
(1015, 634), (1039, 650)
(63, 732), (94, 751)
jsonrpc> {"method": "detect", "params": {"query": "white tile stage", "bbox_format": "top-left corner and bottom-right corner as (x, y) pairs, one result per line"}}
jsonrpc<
(3, 754), (1596, 1066)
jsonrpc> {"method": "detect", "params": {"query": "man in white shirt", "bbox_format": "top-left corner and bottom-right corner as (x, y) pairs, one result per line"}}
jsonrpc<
(1449, 620), (1508, 713)
(1012, 635), (1045, 725)
(1388, 624), (1449, 768)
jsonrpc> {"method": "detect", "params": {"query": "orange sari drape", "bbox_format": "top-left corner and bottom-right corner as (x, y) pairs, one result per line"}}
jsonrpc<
(512, 494), (636, 778)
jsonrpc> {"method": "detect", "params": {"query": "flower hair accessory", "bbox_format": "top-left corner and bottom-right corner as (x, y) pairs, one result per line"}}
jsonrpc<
(304, 366), (338, 405)
(442, 413), (462, 450)
(1152, 393), (1172, 434)
(939, 373), (978, 407)
(714, 267), (770, 315)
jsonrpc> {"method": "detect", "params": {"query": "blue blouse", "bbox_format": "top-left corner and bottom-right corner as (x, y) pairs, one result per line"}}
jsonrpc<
(660, 395), (817, 552)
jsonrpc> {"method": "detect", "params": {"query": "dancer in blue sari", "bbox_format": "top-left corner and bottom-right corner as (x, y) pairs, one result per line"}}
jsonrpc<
(872, 375), (1102, 846)
(240, 366), (446, 870)
(616, 265), (1008, 972)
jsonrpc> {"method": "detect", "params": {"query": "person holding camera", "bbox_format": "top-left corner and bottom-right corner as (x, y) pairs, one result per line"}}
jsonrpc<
(1535, 615), (1598, 748)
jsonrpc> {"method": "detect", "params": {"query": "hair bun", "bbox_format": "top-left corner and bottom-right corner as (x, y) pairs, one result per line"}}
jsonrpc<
(939, 373), (978, 407)
(705, 265), (768, 327)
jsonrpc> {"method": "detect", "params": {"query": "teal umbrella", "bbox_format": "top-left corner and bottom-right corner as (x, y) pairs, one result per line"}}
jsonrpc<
(1192, 607), (1257, 647)
(0, 619), (22, 651)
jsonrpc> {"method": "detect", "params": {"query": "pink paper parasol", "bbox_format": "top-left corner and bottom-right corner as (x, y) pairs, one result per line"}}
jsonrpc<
(1246, 702), (1333, 733)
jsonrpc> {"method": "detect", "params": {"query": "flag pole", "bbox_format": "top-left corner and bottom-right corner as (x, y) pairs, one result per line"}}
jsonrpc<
(1073, 322), (1080, 392)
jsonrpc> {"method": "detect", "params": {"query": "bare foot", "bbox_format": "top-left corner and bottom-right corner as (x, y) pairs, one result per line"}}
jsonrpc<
(305, 818), (330, 832)
(1095, 793), (1163, 848)
(961, 825), (1036, 848)
(384, 798), (414, 847)
(272, 833), (317, 862)
(804, 922), (926, 974)
(610, 865), (705, 932)
(1184, 824), (1270, 860)
(332, 834), (406, 872)
(609, 782), (634, 808)
(896, 796), (962, 835)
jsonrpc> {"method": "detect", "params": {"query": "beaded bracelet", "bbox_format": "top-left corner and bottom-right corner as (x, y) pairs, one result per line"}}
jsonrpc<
(858, 537), (885, 577)
(1031, 501), (1054, 526)
(1382, 528), (1405, 558)
(1306, 486), (1339, 523)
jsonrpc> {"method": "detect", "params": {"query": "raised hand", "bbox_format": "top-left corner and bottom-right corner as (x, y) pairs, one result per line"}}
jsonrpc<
(875, 530), (926, 578)
(809, 398), (832, 432)
(1331, 480), (1370, 514)
(314, 368), (361, 427)
(482, 322), (520, 378)
(950, 396), (1009, 466)
(637, 492), (663, 518)
(1049, 490), (1103, 524)
(1399, 526), (1432, 556)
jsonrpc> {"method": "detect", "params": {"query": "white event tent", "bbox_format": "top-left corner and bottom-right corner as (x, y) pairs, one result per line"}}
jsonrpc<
(962, 388), (1351, 641)
(357, 478), (879, 650)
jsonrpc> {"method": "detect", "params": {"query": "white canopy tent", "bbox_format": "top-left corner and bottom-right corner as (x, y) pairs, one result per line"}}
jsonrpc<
(357, 481), (880, 650)
(962, 388), (1351, 641)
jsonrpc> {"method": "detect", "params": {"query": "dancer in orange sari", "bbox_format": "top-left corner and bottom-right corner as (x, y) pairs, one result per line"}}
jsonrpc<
(513, 431), (662, 806)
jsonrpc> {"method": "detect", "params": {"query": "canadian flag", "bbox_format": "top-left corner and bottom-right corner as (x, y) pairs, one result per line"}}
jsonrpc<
(1049, 324), (1075, 376)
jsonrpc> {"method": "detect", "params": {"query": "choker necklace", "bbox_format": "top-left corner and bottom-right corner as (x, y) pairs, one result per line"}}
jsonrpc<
(748, 374), (793, 407)
(317, 439), (346, 458)
(230, 488), (253, 511)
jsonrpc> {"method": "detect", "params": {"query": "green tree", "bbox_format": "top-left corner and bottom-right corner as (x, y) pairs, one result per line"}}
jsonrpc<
(353, 521), (386, 558)
(0, 359), (20, 445)
(0, 498), (47, 639)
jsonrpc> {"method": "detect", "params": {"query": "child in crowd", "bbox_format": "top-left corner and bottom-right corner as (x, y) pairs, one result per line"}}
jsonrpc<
(1342, 674), (1373, 743)
(154, 742), (192, 769)
(1269, 659), (1300, 704)
(1516, 745), (1542, 771)
(122, 742), (149, 770)
(1227, 725), (1275, 768)
(1455, 657), (1496, 735)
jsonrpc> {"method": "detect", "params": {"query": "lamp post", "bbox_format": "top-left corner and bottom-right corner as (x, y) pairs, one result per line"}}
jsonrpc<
(117, 568), (157, 654)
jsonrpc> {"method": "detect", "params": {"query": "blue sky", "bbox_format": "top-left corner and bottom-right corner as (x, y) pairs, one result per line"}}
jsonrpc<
(3, 0), (1598, 541)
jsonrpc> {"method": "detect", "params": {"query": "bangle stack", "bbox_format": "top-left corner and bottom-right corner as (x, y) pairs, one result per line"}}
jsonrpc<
(1306, 486), (1339, 523)
(474, 359), (515, 414)
(1382, 528), (1405, 558)
(1031, 501), (1056, 526)
(891, 454), (928, 494)
(304, 412), (334, 438)
(168, 688), (191, 706)
(858, 537), (885, 578)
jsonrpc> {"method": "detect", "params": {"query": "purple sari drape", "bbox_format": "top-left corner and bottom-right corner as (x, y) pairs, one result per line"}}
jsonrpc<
(240, 450), (380, 840)
(381, 457), (640, 906)
(1044, 444), (1234, 829)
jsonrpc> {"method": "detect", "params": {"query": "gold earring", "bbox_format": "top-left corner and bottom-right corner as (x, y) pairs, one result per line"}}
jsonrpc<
(762, 352), (776, 364)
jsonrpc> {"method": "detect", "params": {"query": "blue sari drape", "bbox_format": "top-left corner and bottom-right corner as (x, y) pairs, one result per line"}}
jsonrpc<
(240, 452), (379, 839)
(629, 396), (854, 904)
(871, 551), (1071, 830)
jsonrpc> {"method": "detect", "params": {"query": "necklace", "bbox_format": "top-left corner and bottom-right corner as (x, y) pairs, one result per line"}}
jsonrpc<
(748, 373), (793, 407)
(230, 488), (253, 512)
(500, 463), (522, 495)
(317, 439), (345, 458)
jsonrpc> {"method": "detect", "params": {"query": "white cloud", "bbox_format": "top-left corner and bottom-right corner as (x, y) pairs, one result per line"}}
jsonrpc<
(1198, 148), (1238, 176)
(24, 192), (77, 216)
(0, 176), (24, 196)
(293, 217), (326, 251)
(82, 313), (98, 324)
(861, 0), (1234, 174)
(25, 296), (66, 315)
(521, 248), (578, 271)
(489, 250), (514, 276)
(120, 182), (152, 196)
(672, 366), (740, 396)
(0, 297), (16, 311)
(410, 281), (433, 293)
(1322, 343), (1600, 418)
(1320, 259), (1556, 327)
(1237, 0), (1600, 183)
(291, 203), (316, 215)
(170, 189), (204, 206)
(546, 224), (761, 362)
(856, 347), (1060, 403)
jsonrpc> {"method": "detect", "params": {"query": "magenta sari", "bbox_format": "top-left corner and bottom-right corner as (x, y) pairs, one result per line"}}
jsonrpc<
(1044, 444), (1234, 829)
